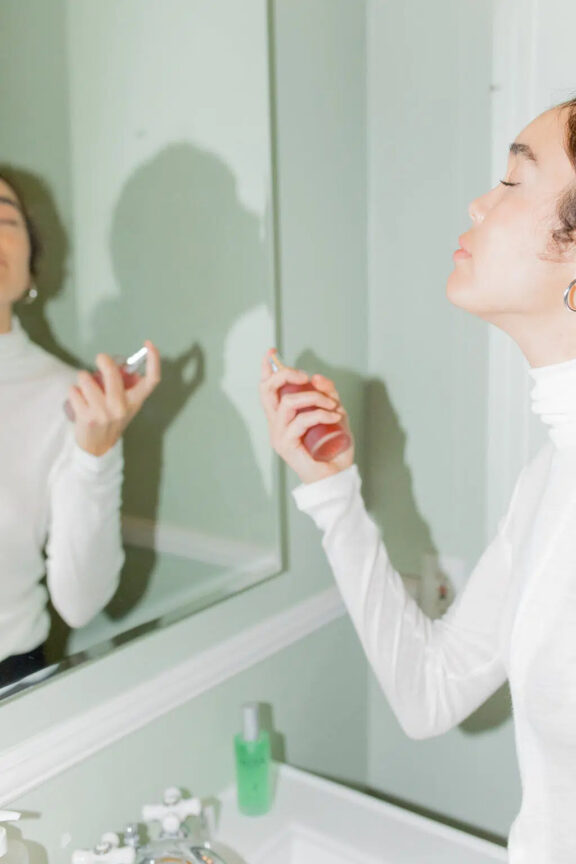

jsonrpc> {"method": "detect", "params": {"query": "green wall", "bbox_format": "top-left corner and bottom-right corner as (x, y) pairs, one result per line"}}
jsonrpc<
(2, 1), (370, 860)
(1, 0), (529, 856)
(364, 0), (521, 840)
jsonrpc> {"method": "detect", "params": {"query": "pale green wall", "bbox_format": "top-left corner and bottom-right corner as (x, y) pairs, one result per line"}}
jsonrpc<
(8, 620), (368, 861)
(2, 1), (370, 860)
(2, 0), (530, 855)
(364, 0), (520, 841)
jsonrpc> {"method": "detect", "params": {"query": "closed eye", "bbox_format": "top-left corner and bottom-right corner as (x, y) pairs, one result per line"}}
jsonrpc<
(499, 180), (519, 187)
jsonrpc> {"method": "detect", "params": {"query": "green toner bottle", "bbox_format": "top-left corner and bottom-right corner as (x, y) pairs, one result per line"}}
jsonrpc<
(234, 702), (271, 816)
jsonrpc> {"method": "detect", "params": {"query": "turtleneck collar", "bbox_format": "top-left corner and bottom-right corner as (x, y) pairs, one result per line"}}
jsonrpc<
(528, 355), (576, 448)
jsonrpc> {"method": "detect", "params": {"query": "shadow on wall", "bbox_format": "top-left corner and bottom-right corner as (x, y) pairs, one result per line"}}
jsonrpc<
(362, 376), (511, 734)
(0, 144), (274, 662)
(260, 701), (286, 763)
(89, 142), (273, 622)
(4, 824), (48, 864)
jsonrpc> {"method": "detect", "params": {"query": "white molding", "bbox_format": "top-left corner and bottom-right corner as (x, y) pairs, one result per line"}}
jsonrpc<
(0, 587), (345, 806)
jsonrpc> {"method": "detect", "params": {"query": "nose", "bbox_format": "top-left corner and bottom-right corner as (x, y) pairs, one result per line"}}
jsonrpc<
(468, 182), (500, 224)
(468, 194), (485, 224)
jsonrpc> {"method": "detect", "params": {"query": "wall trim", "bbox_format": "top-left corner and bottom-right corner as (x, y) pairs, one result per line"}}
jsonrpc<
(0, 587), (345, 806)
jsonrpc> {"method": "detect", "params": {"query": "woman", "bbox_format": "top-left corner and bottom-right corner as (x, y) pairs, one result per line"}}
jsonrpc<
(260, 96), (576, 862)
(0, 172), (161, 688)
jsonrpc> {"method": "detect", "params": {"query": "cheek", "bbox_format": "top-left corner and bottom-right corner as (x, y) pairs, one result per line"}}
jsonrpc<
(0, 232), (32, 292)
(482, 202), (536, 276)
(10, 234), (31, 276)
(446, 199), (550, 314)
(471, 200), (546, 301)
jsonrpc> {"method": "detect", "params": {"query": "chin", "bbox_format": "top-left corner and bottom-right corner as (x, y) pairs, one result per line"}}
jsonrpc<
(446, 271), (474, 308)
(445, 274), (495, 319)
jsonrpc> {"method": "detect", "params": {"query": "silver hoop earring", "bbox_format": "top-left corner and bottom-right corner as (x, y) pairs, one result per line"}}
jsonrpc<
(564, 279), (576, 312)
(22, 282), (38, 305)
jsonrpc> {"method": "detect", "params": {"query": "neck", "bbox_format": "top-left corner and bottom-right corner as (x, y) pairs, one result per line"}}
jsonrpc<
(485, 306), (576, 368)
(0, 305), (12, 335)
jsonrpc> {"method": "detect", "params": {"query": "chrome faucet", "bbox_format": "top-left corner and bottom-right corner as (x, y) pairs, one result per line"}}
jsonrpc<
(187, 849), (230, 864)
(138, 788), (236, 864)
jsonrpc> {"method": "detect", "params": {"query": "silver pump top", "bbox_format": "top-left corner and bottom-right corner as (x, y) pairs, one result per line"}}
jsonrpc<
(242, 702), (261, 742)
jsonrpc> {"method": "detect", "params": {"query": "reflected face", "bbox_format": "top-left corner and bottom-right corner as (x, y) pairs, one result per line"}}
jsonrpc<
(446, 107), (576, 323)
(0, 179), (31, 306)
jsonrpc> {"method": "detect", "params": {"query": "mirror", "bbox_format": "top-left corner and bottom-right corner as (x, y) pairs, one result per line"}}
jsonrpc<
(0, 0), (282, 697)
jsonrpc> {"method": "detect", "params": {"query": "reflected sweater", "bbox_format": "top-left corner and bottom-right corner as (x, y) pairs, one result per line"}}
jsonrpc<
(0, 317), (124, 663)
(292, 356), (576, 864)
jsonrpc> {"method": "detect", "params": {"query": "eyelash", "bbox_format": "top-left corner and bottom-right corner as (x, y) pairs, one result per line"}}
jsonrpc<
(499, 180), (519, 187)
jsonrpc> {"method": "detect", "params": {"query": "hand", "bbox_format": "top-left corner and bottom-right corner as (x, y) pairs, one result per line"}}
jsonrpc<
(259, 347), (355, 484)
(69, 340), (161, 457)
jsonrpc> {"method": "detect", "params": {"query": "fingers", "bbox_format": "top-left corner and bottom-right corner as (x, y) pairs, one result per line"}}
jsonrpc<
(126, 340), (161, 409)
(259, 349), (309, 420)
(277, 389), (338, 425)
(144, 340), (162, 387)
(95, 353), (127, 418)
(76, 369), (108, 421)
(310, 372), (339, 401)
(283, 407), (343, 444)
(67, 384), (89, 423)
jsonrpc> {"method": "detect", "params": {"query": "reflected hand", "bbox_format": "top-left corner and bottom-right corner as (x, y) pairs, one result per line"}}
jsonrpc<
(69, 340), (162, 457)
(259, 347), (355, 484)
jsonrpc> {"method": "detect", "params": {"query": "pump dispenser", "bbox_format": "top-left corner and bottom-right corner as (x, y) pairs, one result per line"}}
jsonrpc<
(0, 812), (28, 864)
(234, 702), (271, 816)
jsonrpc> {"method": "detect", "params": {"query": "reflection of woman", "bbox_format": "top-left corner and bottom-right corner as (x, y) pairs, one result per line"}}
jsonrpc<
(261, 97), (576, 859)
(0, 174), (160, 688)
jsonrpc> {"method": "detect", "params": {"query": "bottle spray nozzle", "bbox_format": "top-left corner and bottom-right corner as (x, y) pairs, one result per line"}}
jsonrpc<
(268, 350), (283, 374)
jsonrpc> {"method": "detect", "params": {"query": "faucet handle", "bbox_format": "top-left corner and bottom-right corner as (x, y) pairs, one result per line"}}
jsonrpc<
(71, 832), (135, 864)
(142, 787), (202, 831)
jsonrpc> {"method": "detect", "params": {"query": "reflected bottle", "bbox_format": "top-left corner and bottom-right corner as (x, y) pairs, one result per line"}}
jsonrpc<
(234, 702), (271, 816)
(269, 351), (352, 462)
(63, 345), (149, 421)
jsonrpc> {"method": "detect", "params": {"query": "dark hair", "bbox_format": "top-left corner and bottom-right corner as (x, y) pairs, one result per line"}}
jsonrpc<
(550, 96), (576, 253)
(0, 171), (42, 277)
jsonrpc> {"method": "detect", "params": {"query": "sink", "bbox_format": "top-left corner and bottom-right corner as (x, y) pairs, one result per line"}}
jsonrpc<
(251, 823), (380, 863)
(213, 764), (508, 864)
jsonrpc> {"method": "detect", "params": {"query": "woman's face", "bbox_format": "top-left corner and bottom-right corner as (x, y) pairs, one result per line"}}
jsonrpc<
(446, 106), (576, 325)
(0, 178), (31, 307)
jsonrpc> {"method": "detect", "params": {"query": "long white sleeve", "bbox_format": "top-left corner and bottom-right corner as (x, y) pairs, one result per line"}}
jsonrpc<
(292, 462), (525, 740)
(45, 433), (125, 628)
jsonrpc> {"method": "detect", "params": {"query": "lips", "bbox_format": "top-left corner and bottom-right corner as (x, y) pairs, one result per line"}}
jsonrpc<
(457, 235), (471, 254)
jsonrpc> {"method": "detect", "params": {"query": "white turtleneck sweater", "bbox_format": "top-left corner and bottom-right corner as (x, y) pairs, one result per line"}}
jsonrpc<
(292, 358), (576, 863)
(0, 317), (125, 664)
